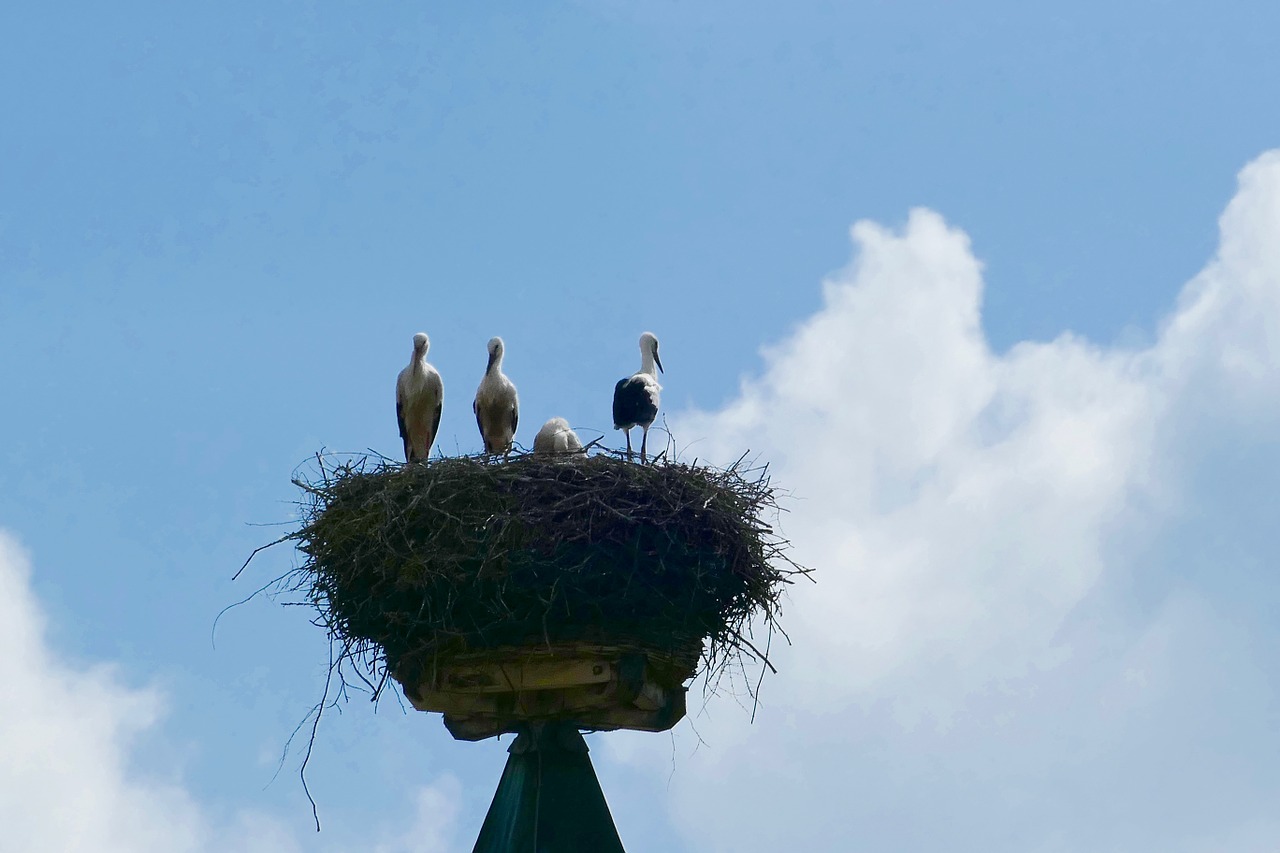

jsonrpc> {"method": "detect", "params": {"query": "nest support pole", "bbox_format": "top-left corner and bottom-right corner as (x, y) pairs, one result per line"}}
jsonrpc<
(472, 721), (626, 853)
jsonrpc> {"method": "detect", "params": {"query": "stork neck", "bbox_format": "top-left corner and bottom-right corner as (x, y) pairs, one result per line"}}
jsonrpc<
(639, 350), (658, 377)
(486, 350), (502, 375)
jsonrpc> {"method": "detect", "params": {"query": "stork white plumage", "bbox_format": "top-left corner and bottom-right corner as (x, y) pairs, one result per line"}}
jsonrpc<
(395, 332), (444, 463)
(612, 331), (663, 462)
(473, 336), (519, 456)
(533, 417), (584, 457)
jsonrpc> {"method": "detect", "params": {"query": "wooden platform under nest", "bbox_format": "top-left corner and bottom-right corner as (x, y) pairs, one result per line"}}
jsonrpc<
(392, 642), (697, 741)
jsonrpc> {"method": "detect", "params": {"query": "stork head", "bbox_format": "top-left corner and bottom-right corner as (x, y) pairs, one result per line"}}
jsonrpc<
(486, 336), (505, 371)
(412, 332), (430, 356)
(640, 331), (663, 374)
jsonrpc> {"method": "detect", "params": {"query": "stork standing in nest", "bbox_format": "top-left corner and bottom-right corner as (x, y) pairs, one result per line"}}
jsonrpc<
(396, 332), (444, 463)
(473, 336), (519, 457)
(612, 331), (663, 462)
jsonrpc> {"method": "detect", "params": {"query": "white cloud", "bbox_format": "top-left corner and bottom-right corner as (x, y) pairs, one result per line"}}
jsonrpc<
(0, 532), (207, 852)
(0, 531), (466, 853)
(372, 775), (465, 853)
(607, 150), (1280, 851)
(6, 145), (1279, 853)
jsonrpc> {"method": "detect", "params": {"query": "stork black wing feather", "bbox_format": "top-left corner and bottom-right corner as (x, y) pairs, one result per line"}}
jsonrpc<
(612, 376), (658, 430)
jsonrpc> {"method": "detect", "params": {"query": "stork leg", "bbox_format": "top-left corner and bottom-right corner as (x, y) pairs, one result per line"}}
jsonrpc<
(624, 429), (633, 461)
(640, 426), (649, 464)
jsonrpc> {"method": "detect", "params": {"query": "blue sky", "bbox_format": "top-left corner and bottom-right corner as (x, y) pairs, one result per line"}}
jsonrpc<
(3, 3), (1280, 850)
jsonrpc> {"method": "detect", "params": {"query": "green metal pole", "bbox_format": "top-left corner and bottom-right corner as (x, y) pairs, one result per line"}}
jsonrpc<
(471, 722), (627, 853)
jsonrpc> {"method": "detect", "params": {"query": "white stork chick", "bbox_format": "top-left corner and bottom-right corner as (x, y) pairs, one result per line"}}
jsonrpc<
(395, 332), (444, 463)
(612, 331), (663, 462)
(533, 417), (584, 457)
(473, 336), (519, 456)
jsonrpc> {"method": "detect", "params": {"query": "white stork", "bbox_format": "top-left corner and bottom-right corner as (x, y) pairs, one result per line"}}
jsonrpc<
(395, 332), (444, 463)
(612, 331), (663, 462)
(473, 336), (519, 456)
(533, 417), (584, 457)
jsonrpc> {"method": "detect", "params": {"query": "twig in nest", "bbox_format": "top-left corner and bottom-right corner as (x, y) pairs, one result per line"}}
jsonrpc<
(234, 446), (813, 820)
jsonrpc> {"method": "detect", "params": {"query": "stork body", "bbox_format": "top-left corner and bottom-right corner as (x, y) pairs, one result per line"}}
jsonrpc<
(396, 332), (444, 463)
(533, 417), (584, 456)
(612, 331), (663, 462)
(473, 337), (519, 456)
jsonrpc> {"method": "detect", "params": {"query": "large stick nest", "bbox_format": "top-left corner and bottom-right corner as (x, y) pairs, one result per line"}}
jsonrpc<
(267, 450), (808, 702)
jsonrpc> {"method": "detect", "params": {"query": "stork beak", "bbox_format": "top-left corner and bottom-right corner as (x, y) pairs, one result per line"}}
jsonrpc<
(654, 351), (664, 373)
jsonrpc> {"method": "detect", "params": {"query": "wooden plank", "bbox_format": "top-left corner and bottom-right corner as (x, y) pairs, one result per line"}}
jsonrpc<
(436, 657), (613, 694)
(393, 645), (694, 737)
(414, 681), (620, 717)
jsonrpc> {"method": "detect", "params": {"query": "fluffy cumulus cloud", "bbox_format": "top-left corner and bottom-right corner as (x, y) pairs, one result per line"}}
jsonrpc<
(6, 148), (1279, 852)
(0, 532), (465, 853)
(603, 151), (1280, 851)
(0, 532), (206, 852)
